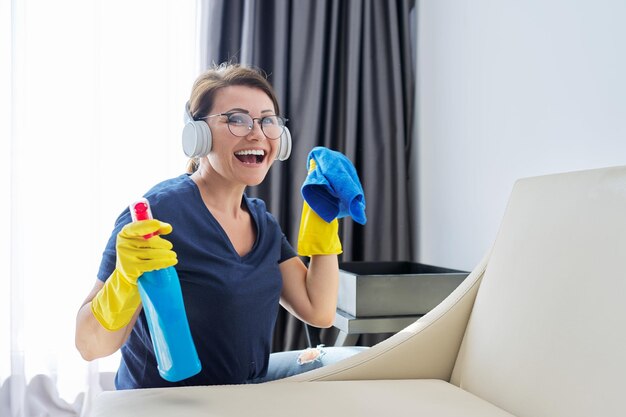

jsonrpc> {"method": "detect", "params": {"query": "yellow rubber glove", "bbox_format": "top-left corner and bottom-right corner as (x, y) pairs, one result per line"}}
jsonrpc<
(297, 159), (343, 256)
(91, 219), (178, 331)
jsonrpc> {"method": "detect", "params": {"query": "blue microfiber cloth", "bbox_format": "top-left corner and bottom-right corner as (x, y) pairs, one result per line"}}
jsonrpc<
(301, 147), (367, 225)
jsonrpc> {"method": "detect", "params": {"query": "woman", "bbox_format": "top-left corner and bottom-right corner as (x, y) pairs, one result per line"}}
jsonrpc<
(75, 63), (364, 389)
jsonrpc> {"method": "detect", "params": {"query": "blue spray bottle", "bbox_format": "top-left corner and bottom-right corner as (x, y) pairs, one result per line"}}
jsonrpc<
(130, 198), (202, 382)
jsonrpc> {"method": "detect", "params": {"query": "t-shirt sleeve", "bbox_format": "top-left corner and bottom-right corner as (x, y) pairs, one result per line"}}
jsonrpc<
(279, 233), (297, 263)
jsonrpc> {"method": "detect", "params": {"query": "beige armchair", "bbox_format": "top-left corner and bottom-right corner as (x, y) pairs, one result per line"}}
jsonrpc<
(92, 165), (626, 417)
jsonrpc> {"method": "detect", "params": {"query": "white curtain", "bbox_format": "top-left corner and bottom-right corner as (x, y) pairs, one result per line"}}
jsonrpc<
(1, 1), (198, 415)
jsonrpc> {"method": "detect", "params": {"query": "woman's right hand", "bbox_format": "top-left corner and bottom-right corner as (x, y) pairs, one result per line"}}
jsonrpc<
(90, 219), (177, 331)
(114, 219), (178, 285)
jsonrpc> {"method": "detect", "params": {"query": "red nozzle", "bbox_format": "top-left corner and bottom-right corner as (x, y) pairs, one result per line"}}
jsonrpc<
(134, 201), (151, 221)
(130, 198), (157, 239)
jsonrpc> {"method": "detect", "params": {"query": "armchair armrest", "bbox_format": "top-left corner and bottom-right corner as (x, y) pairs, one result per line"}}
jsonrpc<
(285, 251), (490, 383)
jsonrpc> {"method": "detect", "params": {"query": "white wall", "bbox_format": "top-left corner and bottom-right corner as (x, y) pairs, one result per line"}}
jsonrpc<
(415, 0), (626, 271)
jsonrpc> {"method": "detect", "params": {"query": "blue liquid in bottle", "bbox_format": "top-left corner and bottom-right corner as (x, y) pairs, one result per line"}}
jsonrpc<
(131, 199), (201, 382)
(137, 268), (201, 382)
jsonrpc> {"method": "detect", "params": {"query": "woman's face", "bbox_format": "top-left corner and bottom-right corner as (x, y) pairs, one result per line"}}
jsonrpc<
(205, 85), (280, 187)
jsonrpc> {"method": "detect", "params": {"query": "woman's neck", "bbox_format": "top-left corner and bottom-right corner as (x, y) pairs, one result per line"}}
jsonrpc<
(191, 167), (247, 218)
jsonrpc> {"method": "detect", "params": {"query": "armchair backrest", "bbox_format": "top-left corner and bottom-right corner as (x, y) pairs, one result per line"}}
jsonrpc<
(450, 166), (626, 417)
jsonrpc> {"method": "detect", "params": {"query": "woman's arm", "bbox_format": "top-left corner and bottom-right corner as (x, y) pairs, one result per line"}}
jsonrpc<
(76, 219), (177, 361)
(279, 254), (339, 328)
(75, 280), (141, 361)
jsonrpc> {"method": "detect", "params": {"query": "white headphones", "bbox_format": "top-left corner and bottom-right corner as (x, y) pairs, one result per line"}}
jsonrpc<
(182, 102), (292, 161)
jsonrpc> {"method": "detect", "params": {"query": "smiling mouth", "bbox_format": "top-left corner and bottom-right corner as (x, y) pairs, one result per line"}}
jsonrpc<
(234, 149), (266, 164)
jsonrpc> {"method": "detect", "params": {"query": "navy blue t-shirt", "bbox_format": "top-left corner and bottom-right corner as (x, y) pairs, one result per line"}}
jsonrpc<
(97, 174), (297, 389)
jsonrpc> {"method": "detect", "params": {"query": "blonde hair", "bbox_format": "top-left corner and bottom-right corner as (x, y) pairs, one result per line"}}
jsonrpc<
(185, 63), (281, 173)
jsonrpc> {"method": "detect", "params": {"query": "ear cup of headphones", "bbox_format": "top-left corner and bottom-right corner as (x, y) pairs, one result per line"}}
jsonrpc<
(182, 101), (212, 158)
(276, 127), (292, 161)
(182, 120), (212, 158)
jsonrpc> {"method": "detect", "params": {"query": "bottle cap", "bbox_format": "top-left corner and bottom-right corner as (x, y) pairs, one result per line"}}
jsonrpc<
(130, 198), (157, 239)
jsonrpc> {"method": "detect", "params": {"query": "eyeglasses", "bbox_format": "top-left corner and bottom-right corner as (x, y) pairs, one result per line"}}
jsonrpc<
(204, 112), (288, 140)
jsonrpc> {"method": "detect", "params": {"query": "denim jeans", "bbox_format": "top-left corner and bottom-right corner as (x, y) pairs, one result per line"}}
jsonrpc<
(248, 346), (368, 384)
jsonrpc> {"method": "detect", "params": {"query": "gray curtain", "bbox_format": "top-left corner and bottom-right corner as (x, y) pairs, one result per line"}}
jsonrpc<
(199, 0), (416, 350)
